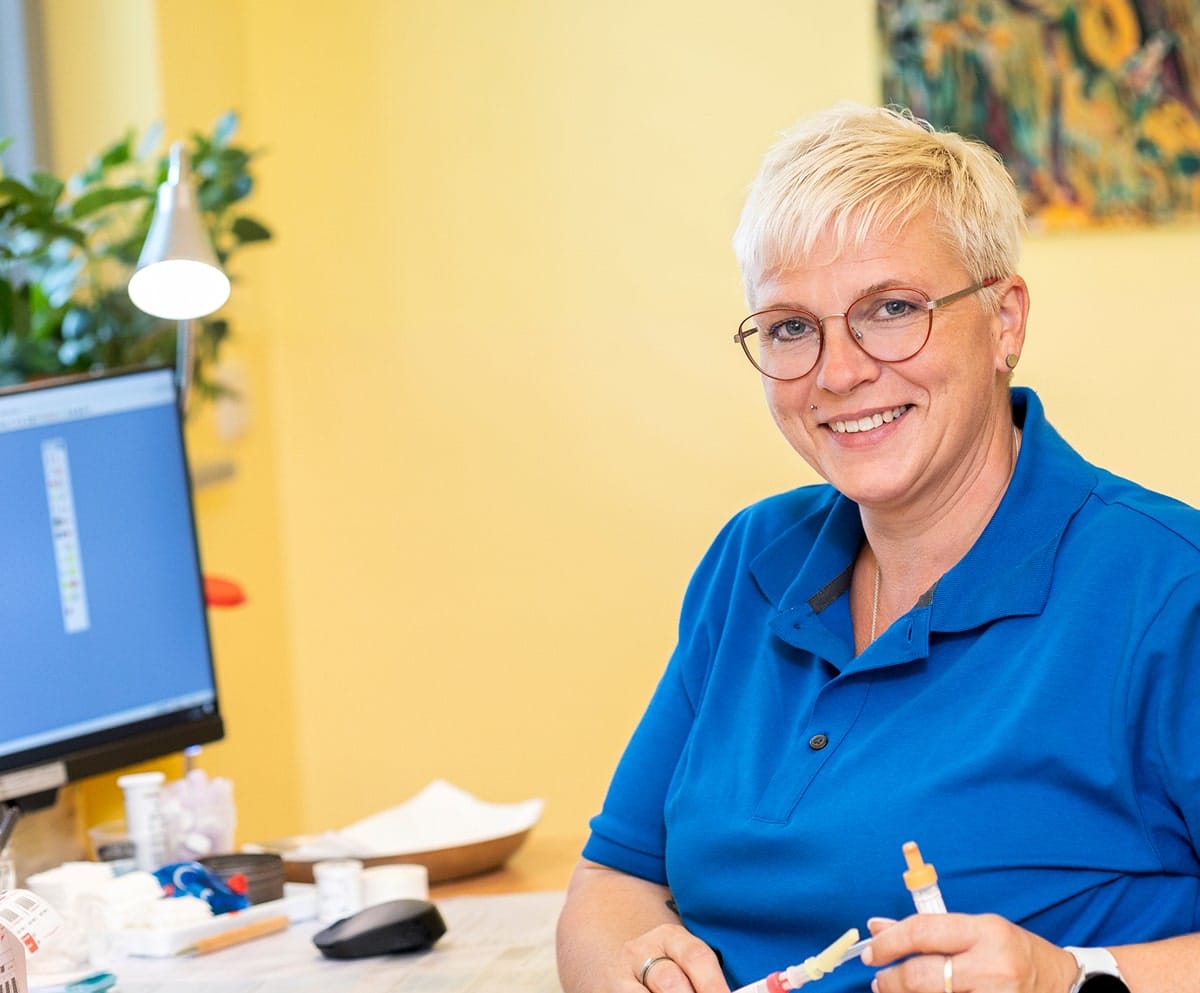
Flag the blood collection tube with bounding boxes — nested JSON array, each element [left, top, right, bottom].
[[901, 841, 947, 914]]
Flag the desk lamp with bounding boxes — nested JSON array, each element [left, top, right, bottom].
[[128, 141, 245, 611], [128, 140, 231, 415]]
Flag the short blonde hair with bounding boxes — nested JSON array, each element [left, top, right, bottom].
[[733, 103, 1025, 308]]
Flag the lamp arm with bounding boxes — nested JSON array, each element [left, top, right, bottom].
[[176, 317, 196, 416]]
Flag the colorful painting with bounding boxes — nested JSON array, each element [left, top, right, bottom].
[[877, 1, 1200, 228]]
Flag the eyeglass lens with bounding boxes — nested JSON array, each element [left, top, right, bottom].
[[739, 288, 937, 380]]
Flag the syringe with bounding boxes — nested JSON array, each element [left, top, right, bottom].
[[732, 927, 865, 993]]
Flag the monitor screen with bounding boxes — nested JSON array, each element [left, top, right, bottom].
[[0, 366, 223, 809]]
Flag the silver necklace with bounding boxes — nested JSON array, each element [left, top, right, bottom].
[[868, 424, 1020, 646], [870, 562, 881, 642]]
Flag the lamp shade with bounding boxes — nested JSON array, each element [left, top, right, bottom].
[[128, 142, 230, 321]]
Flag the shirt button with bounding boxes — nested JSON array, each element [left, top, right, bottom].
[[808, 733, 829, 751]]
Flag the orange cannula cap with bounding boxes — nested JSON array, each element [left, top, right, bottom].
[[902, 840, 938, 891]]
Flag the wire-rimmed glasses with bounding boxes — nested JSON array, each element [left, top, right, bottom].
[[733, 277, 999, 381]]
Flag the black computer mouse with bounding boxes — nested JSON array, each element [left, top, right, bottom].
[[312, 899, 447, 959]]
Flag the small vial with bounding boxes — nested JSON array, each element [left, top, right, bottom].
[[118, 771, 171, 871], [313, 858, 364, 924], [902, 840, 947, 914], [0, 847, 15, 892]]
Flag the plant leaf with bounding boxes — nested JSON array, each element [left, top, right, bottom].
[[29, 172, 65, 205], [98, 131, 134, 169], [213, 111, 239, 147], [136, 120, 164, 161], [231, 216, 272, 243], [24, 221, 88, 249], [70, 185, 151, 220], [0, 177, 40, 206]]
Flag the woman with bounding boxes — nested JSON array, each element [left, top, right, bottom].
[[556, 105, 1200, 993]]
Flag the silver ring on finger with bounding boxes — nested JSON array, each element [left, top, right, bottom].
[[640, 955, 672, 987], [943, 955, 954, 993]]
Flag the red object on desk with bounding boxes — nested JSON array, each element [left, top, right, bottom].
[[204, 576, 246, 607]]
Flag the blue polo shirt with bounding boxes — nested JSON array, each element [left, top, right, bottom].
[[583, 388, 1200, 992]]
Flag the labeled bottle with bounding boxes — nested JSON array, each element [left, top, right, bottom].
[[902, 840, 947, 914], [117, 771, 171, 871]]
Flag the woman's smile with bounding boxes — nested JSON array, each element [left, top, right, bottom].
[[827, 404, 912, 434]]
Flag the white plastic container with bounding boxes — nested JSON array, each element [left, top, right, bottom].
[[361, 863, 428, 907], [117, 771, 171, 871], [312, 858, 364, 924]]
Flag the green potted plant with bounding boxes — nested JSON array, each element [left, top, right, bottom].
[[0, 111, 270, 400]]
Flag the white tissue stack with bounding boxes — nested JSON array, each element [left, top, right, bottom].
[[282, 780, 544, 861]]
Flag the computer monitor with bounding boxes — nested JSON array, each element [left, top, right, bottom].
[[0, 366, 224, 812]]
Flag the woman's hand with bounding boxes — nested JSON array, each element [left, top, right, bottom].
[[619, 923, 730, 993], [863, 914, 1078, 993], [557, 859, 730, 993]]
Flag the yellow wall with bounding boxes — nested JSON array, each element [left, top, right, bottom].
[[35, 0, 161, 170], [40, 1, 1200, 848]]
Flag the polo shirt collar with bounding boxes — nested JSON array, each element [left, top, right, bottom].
[[749, 388, 1098, 641], [932, 388, 1095, 631]]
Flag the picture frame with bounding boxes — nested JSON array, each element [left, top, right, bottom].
[[877, 1, 1200, 228]]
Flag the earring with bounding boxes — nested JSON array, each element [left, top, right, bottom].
[[1005, 353, 1019, 370]]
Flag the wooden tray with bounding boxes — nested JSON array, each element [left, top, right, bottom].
[[251, 828, 534, 884]]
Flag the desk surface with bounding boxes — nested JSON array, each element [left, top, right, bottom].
[[104, 833, 585, 992], [430, 832, 583, 898]]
